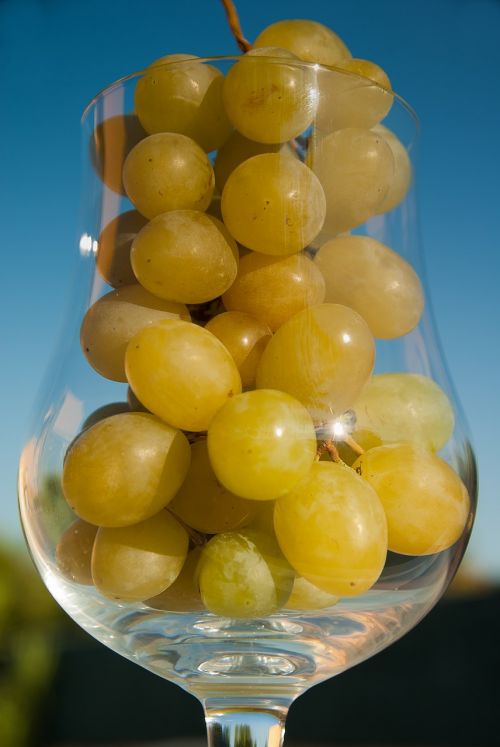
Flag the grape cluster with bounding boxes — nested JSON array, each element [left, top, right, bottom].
[[58, 19, 470, 618]]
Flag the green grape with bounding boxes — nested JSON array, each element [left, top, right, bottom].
[[285, 576, 339, 610], [80, 284, 190, 382], [352, 373, 455, 451], [223, 47, 317, 144], [373, 124, 412, 213], [56, 520, 98, 585], [197, 529, 294, 617], [92, 511, 188, 602], [214, 131, 284, 191], [131, 210, 238, 304], [221, 153, 326, 255], [205, 311, 272, 388], [253, 19, 350, 66], [207, 389, 317, 501], [125, 319, 242, 431], [81, 402, 131, 431], [62, 412, 191, 527], [135, 54, 232, 152], [97, 210, 147, 288], [316, 59, 393, 132], [256, 304, 375, 420], [146, 547, 204, 612], [169, 440, 257, 534], [308, 128, 394, 235], [247, 499, 276, 535], [122, 133, 215, 219], [353, 444, 470, 555], [91, 114, 146, 195], [314, 235, 424, 339], [274, 461, 387, 596], [222, 251, 325, 332]]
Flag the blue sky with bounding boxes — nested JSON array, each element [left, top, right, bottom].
[[1, 0, 499, 578]]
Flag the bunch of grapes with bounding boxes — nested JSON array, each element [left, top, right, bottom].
[[57, 18, 470, 618]]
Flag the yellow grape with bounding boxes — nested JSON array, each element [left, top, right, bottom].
[[205, 311, 272, 388], [256, 304, 375, 420], [308, 128, 394, 235], [223, 47, 317, 144], [373, 124, 412, 213], [214, 131, 284, 191], [56, 520, 98, 586], [92, 511, 188, 602], [122, 133, 214, 219], [81, 402, 130, 432], [253, 19, 350, 66], [336, 429, 383, 466], [352, 373, 455, 451], [91, 114, 145, 195], [97, 210, 147, 288], [131, 210, 238, 304], [135, 54, 232, 152], [207, 389, 317, 501], [222, 251, 325, 332], [197, 529, 294, 617], [314, 235, 424, 339], [62, 412, 191, 527], [353, 444, 470, 555], [275, 461, 387, 596], [221, 153, 326, 255], [80, 284, 190, 382], [146, 547, 204, 612], [285, 576, 339, 610], [169, 440, 257, 534], [125, 319, 242, 431]]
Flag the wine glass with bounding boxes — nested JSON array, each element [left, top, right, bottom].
[[19, 56, 476, 747]]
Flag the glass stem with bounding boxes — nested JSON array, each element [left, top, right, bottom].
[[205, 702, 289, 747]]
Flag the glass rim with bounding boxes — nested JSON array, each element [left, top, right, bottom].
[[81, 54, 419, 128]]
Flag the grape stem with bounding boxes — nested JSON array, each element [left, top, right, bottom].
[[316, 440, 343, 463], [219, 0, 252, 53], [168, 510, 207, 546], [343, 434, 365, 455]]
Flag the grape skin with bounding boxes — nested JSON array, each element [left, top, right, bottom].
[[146, 547, 204, 612], [97, 210, 147, 288], [214, 131, 285, 191], [253, 19, 351, 66], [373, 124, 412, 213], [285, 576, 339, 611], [91, 114, 145, 195], [56, 520, 97, 586]]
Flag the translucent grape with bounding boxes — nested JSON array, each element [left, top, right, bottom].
[[62, 412, 191, 527], [285, 576, 339, 610], [353, 444, 470, 555], [91, 114, 145, 195], [135, 54, 232, 152], [97, 210, 147, 288], [207, 389, 317, 501], [352, 373, 455, 451], [197, 529, 294, 617], [146, 547, 204, 612], [91, 511, 188, 602], [205, 311, 272, 388], [253, 19, 350, 66], [221, 153, 326, 255], [80, 284, 190, 382], [122, 133, 214, 219], [373, 124, 412, 213], [56, 520, 98, 585], [169, 440, 257, 534], [214, 131, 284, 191], [222, 252, 325, 332], [131, 210, 238, 304], [125, 319, 242, 431], [275, 461, 387, 596], [256, 304, 375, 420], [314, 235, 424, 338]]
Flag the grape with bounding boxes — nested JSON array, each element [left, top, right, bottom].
[[197, 529, 294, 617], [274, 461, 387, 596], [131, 210, 238, 304], [285, 576, 339, 610], [146, 547, 204, 612], [81, 402, 131, 431], [92, 511, 188, 602], [122, 133, 214, 219], [314, 235, 424, 339], [91, 114, 145, 195], [221, 153, 326, 255], [256, 304, 375, 420], [353, 444, 470, 555], [97, 210, 147, 288], [205, 311, 272, 388], [62, 412, 191, 527], [214, 131, 284, 191], [308, 128, 394, 235], [207, 389, 317, 501], [373, 124, 412, 213], [336, 429, 383, 466], [222, 252, 325, 332], [352, 373, 455, 451], [80, 285, 190, 382], [125, 319, 242, 431], [316, 59, 393, 132], [253, 19, 350, 66], [135, 54, 232, 152], [56, 520, 97, 585], [169, 440, 257, 534], [223, 47, 317, 144]]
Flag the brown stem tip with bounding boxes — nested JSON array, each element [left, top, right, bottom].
[[219, 0, 252, 53]]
